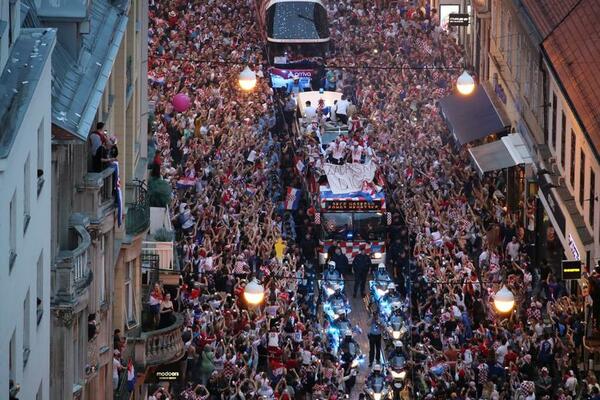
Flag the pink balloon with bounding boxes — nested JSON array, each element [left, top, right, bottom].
[[172, 93, 191, 112]]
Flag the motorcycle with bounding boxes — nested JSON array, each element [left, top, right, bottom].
[[378, 297, 402, 321], [321, 277, 345, 301], [323, 290, 351, 323], [384, 308, 408, 342], [387, 353, 407, 396], [369, 264, 393, 303], [364, 373, 392, 400], [338, 333, 362, 376]]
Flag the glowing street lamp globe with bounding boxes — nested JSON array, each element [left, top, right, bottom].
[[456, 70, 475, 95], [238, 66, 257, 91], [244, 278, 264, 305], [493, 285, 515, 314]]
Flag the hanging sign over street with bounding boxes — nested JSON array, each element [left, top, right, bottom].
[[561, 260, 582, 280], [448, 13, 470, 26]]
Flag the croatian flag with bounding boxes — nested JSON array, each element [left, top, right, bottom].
[[245, 185, 257, 196], [361, 181, 376, 202], [284, 187, 301, 210], [127, 360, 135, 391]]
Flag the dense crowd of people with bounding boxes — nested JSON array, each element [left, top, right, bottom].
[[144, 0, 593, 399]]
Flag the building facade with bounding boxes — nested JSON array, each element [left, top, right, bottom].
[[0, 2, 56, 399], [17, 0, 149, 398], [469, 0, 599, 272]]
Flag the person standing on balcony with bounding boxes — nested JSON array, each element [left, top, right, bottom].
[[89, 122, 108, 172], [159, 293, 175, 328], [149, 283, 163, 329], [112, 350, 126, 391]]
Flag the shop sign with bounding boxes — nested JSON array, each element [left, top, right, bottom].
[[156, 370, 180, 381], [325, 200, 382, 211], [561, 260, 582, 280], [539, 185, 566, 237], [448, 13, 470, 26], [568, 234, 581, 260]]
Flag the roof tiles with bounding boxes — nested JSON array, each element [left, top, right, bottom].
[[540, 0, 600, 151], [521, 0, 580, 38]]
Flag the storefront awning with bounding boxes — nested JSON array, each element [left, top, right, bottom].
[[439, 86, 506, 145], [468, 133, 533, 175]]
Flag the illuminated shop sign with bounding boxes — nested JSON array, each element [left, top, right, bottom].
[[156, 371, 180, 381], [448, 13, 470, 26], [561, 260, 582, 280], [325, 200, 382, 211]]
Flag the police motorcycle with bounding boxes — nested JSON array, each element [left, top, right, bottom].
[[386, 341, 408, 397], [378, 283, 403, 321], [364, 364, 392, 400], [321, 260, 345, 300], [338, 330, 362, 376], [323, 288, 352, 323], [326, 309, 352, 353], [384, 303, 408, 342], [369, 263, 393, 303]]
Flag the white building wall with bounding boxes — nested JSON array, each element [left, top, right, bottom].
[[546, 75, 600, 263], [0, 45, 53, 400]]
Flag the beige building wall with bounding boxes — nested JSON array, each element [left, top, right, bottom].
[[482, 0, 599, 266]]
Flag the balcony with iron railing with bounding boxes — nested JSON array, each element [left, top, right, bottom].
[[125, 179, 150, 237], [53, 217, 93, 305], [127, 313, 185, 370], [78, 165, 115, 224]]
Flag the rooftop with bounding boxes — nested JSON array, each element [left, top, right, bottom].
[[538, 0, 600, 152], [51, 0, 129, 140], [0, 28, 56, 159], [23, 0, 129, 141], [521, 0, 580, 38]]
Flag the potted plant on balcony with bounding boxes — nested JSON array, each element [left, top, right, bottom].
[[152, 227, 174, 242], [148, 176, 172, 208], [149, 228, 176, 271]]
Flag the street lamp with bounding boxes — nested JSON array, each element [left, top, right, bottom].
[[238, 66, 257, 91], [243, 278, 264, 305], [456, 70, 475, 96], [493, 285, 515, 314]]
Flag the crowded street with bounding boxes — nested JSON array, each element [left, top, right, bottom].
[[145, 1, 591, 399]]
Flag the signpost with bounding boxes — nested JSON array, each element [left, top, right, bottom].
[[448, 13, 470, 27], [561, 260, 582, 280]]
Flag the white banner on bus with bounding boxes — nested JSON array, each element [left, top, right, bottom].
[[323, 162, 377, 194]]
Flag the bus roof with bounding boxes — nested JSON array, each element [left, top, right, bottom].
[[266, 0, 330, 43]]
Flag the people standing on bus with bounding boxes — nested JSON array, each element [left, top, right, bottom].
[[303, 100, 317, 121], [327, 137, 347, 165], [350, 141, 364, 163], [324, 69, 337, 90], [335, 94, 350, 124], [352, 248, 371, 298], [282, 94, 296, 129], [287, 74, 304, 95]]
